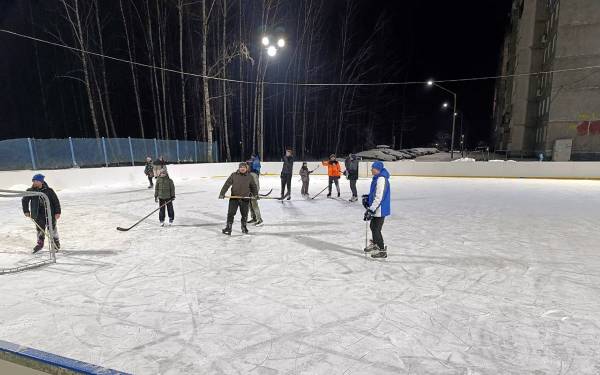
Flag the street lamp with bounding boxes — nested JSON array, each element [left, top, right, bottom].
[[257, 34, 286, 157], [426, 80, 458, 159]]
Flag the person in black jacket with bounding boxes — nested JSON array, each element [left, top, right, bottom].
[[280, 149, 294, 200], [344, 154, 359, 202], [21, 174, 61, 253], [219, 163, 258, 235]]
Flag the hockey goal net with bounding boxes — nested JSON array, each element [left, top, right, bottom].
[[0, 189, 57, 274]]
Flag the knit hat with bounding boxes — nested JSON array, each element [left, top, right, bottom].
[[330, 154, 336, 159], [372, 161, 384, 171], [239, 162, 248, 168], [32, 174, 45, 182]]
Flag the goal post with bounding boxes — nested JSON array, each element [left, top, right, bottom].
[[0, 189, 57, 274]]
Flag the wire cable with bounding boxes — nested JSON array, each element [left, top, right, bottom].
[[2, 28, 600, 87]]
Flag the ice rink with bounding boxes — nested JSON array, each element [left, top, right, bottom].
[[1, 175, 600, 374]]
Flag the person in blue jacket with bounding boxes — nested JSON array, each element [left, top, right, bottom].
[[249, 153, 261, 175], [362, 161, 391, 258], [247, 154, 263, 225]]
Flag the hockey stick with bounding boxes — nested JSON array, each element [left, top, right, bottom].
[[310, 186, 329, 200], [224, 195, 281, 200], [116, 199, 173, 232], [365, 220, 369, 252], [259, 189, 273, 197]]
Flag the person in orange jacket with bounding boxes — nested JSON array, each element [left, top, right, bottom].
[[322, 154, 342, 198]]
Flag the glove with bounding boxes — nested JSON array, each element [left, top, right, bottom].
[[363, 209, 375, 221], [219, 195, 225, 199], [361, 195, 370, 209]]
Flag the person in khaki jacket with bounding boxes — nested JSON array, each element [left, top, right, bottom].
[[154, 169, 175, 226], [219, 162, 258, 235]]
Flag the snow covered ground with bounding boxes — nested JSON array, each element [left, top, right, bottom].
[[1, 175, 600, 374]]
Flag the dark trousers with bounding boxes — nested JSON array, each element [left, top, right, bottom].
[[227, 199, 249, 225], [34, 216, 58, 243], [328, 176, 340, 194], [301, 179, 310, 195], [147, 176, 154, 186], [158, 199, 174, 222], [281, 174, 292, 198], [370, 217, 385, 249], [349, 178, 358, 197]]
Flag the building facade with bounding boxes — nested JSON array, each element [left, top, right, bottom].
[[493, 0, 600, 160]]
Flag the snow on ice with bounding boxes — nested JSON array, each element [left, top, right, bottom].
[[1, 175, 600, 373]]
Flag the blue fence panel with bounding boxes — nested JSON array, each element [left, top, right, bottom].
[[33, 138, 72, 169], [71, 138, 105, 167], [130, 138, 155, 163], [0, 138, 217, 170], [180, 141, 196, 162], [105, 138, 132, 166], [156, 140, 177, 163], [0, 139, 32, 170]]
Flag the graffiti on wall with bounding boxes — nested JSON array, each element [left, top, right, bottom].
[[568, 113, 600, 136]]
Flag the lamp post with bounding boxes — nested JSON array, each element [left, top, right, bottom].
[[257, 34, 285, 158], [427, 80, 458, 159]]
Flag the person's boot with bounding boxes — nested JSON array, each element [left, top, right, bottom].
[[363, 240, 377, 253], [222, 223, 232, 235], [241, 222, 249, 234], [53, 238, 61, 250], [254, 219, 263, 226], [248, 218, 257, 224], [286, 195, 291, 200], [33, 239, 44, 254], [371, 246, 388, 258], [337, 191, 341, 198], [327, 192, 331, 198]]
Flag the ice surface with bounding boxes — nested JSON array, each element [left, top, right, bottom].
[[1, 175, 600, 374]]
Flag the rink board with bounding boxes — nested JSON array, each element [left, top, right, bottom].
[[1, 161, 599, 191], [0, 339, 130, 375]]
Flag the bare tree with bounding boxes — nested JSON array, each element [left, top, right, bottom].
[[119, 0, 145, 137], [177, 0, 188, 140], [59, 0, 100, 138], [201, 0, 215, 161]]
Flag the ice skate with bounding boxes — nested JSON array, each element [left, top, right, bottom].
[[247, 218, 257, 224], [363, 240, 377, 253], [254, 219, 263, 226], [371, 246, 388, 259], [241, 223, 249, 234], [222, 223, 232, 235], [33, 240, 44, 254]]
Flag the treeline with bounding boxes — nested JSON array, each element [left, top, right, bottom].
[[4, 0, 410, 160]]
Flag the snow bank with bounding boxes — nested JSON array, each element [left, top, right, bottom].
[[1, 161, 599, 191]]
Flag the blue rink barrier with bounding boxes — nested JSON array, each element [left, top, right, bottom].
[[0, 137, 219, 170], [0, 339, 131, 375]]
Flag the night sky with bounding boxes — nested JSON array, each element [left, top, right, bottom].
[[0, 0, 513, 157]]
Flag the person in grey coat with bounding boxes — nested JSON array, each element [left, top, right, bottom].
[[299, 162, 313, 197]]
